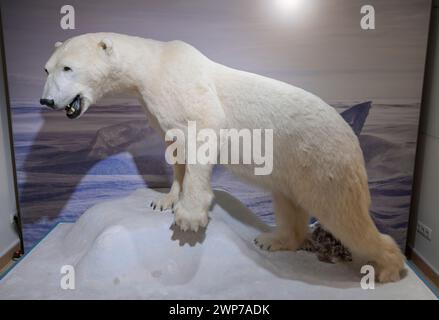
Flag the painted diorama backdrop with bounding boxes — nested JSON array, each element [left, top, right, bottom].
[[1, 0, 431, 251]]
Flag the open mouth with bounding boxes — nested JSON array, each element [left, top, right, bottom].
[[65, 95, 82, 119]]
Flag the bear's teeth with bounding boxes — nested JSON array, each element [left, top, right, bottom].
[[67, 106, 76, 115]]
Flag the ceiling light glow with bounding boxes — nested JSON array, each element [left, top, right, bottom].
[[275, 0, 303, 12]]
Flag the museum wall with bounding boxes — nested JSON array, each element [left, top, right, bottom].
[[409, 0, 439, 273], [0, 26, 19, 259]]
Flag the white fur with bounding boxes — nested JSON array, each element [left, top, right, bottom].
[[42, 33, 405, 282]]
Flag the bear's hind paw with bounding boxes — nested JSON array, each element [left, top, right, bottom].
[[254, 232, 300, 252]]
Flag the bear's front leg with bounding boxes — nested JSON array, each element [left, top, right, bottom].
[[173, 163, 213, 232], [151, 163, 185, 211]]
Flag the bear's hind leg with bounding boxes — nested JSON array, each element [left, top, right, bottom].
[[317, 192, 405, 283], [255, 192, 309, 251]]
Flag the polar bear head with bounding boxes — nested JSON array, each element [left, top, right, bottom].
[[40, 34, 116, 119]]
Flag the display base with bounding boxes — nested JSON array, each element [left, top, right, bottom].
[[0, 188, 436, 299]]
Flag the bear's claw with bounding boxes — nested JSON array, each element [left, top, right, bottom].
[[254, 238, 272, 251], [150, 191, 180, 213]]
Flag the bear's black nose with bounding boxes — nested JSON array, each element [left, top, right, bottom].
[[40, 98, 55, 108]]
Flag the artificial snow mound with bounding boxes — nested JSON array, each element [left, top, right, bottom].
[[0, 188, 436, 299]]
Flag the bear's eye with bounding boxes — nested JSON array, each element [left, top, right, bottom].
[[44, 68, 48, 75], [63, 66, 72, 72]]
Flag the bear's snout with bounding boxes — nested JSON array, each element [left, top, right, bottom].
[[40, 98, 55, 109]]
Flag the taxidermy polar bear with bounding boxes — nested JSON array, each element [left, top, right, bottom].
[[40, 33, 404, 282]]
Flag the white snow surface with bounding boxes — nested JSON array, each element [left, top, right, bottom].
[[0, 188, 436, 300]]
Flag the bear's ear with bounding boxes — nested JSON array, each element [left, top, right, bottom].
[[98, 39, 113, 55], [54, 41, 63, 48]]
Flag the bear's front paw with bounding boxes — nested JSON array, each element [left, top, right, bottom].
[[150, 192, 178, 212], [173, 202, 209, 232]]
